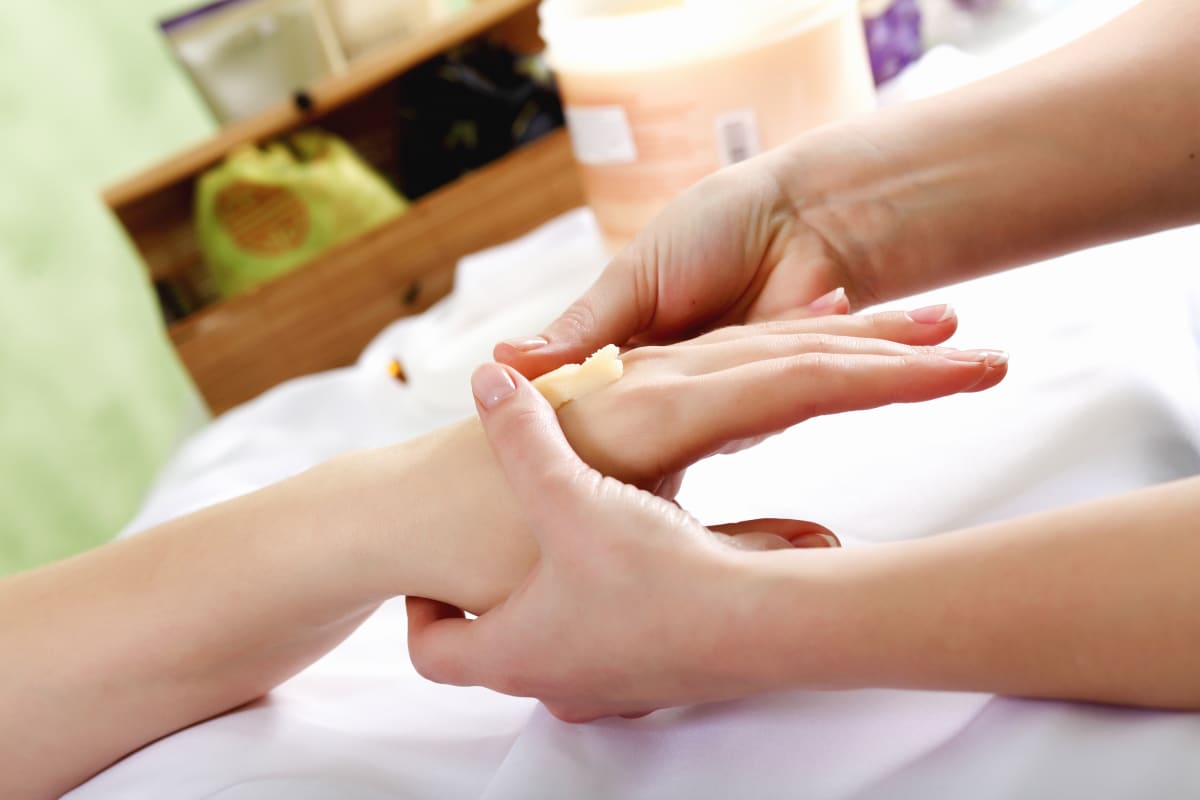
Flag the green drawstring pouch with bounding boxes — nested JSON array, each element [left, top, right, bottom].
[[196, 129, 407, 298]]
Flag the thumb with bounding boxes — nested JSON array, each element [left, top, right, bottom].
[[495, 254, 648, 378], [471, 362, 599, 542], [711, 518, 841, 550]]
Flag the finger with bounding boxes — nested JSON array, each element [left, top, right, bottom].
[[471, 362, 599, 545], [682, 305, 958, 349], [661, 333, 934, 377], [495, 251, 650, 379], [405, 596, 479, 687], [652, 470, 686, 500], [713, 531, 795, 551], [680, 350, 1009, 452], [711, 518, 840, 548], [752, 286, 852, 321]]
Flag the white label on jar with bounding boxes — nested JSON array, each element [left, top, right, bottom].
[[564, 106, 638, 165], [715, 109, 762, 166]]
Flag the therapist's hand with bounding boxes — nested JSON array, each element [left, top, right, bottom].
[[407, 364, 805, 721], [496, 160, 851, 378], [388, 309, 1007, 614]]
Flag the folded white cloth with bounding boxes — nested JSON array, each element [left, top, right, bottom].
[[79, 208, 1200, 800]]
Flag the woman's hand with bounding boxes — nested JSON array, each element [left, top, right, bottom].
[[495, 159, 855, 378], [412, 365, 1200, 719], [381, 308, 1007, 613], [556, 307, 1007, 492], [407, 363, 801, 721]]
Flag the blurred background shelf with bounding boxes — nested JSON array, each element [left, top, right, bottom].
[[171, 130, 581, 414], [103, 0, 579, 414]]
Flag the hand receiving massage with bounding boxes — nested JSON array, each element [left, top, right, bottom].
[[6, 0, 1200, 796], [442, 0, 1200, 723], [411, 361, 822, 722], [0, 312, 1004, 798]]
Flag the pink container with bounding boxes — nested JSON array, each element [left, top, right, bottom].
[[540, 0, 876, 248]]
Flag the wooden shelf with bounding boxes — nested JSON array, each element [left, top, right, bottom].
[[104, 0, 539, 210], [171, 130, 582, 415], [103, 0, 583, 415]]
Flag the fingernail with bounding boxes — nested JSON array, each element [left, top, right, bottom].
[[472, 363, 516, 409], [905, 303, 954, 324], [942, 349, 1010, 367], [807, 287, 846, 313], [791, 532, 840, 548], [500, 336, 548, 353]]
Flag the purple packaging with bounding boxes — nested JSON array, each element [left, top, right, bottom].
[[861, 0, 923, 86]]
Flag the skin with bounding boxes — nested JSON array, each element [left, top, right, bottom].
[[410, 369, 1200, 722], [496, 0, 1200, 376], [404, 0, 1200, 721], [0, 313, 1006, 799]]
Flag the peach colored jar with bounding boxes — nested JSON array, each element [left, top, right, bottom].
[[540, 0, 876, 248]]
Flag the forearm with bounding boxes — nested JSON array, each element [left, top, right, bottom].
[[772, 0, 1200, 305], [352, 419, 537, 613], [0, 462, 406, 797], [0, 423, 532, 797], [753, 476, 1200, 708]]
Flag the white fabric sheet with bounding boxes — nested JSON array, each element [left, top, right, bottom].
[[72, 3, 1200, 795], [71, 209, 1200, 800]]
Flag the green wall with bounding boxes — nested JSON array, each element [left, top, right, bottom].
[[0, 0, 215, 573]]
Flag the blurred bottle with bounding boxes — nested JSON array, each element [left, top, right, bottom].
[[543, 0, 875, 250]]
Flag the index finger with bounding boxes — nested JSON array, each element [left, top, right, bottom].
[[495, 254, 649, 378]]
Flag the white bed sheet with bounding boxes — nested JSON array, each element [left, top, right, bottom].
[[73, 4, 1200, 795], [71, 209, 1200, 800]]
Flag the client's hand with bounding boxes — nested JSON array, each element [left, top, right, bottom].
[[377, 308, 1007, 614], [407, 364, 813, 721], [557, 307, 1005, 494]]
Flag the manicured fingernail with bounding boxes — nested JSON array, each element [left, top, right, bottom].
[[791, 532, 840, 548], [807, 287, 846, 313], [500, 336, 548, 353], [906, 304, 954, 324], [942, 349, 1010, 366], [472, 363, 516, 409]]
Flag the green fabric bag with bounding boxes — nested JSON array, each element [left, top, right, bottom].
[[196, 129, 407, 298]]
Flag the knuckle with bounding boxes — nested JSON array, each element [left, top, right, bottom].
[[538, 463, 590, 497], [788, 351, 844, 375], [551, 298, 601, 341], [789, 332, 838, 352], [621, 344, 671, 366]]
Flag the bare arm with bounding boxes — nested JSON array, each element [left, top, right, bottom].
[[749, 476, 1200, 708], [500, 0, 1200, 376], [0, 313, 1001, 798], [409, 390, 1200, 721], [786, 0, 1200, 306]]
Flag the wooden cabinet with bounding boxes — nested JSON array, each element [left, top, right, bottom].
[[105, 0, 584, 414]]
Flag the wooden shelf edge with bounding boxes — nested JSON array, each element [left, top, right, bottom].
[[103, 0, 540, 212], [166, 129, 584, 414]]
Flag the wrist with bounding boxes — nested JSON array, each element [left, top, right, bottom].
[[723, 546, 885, 695], [763, 121, 922, 309], [338, 420, 538, 614]]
